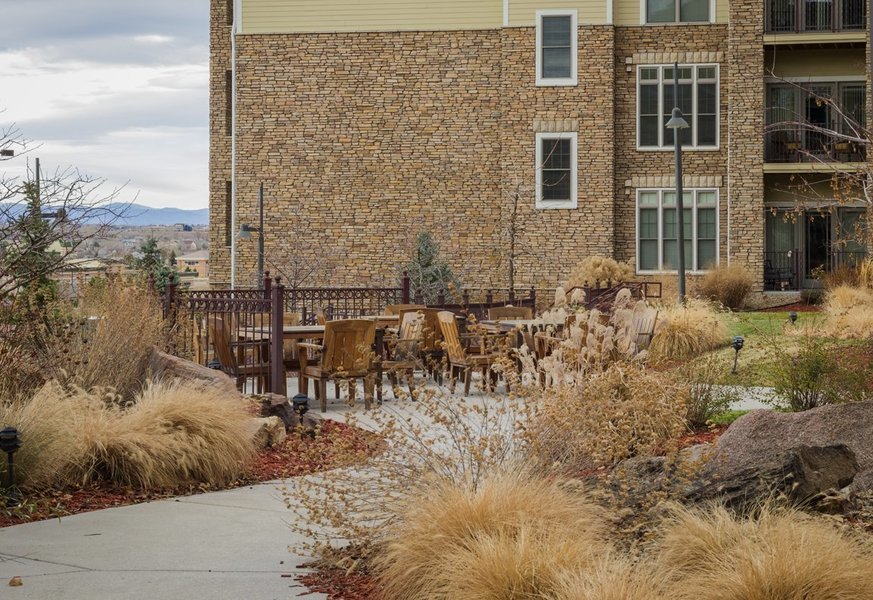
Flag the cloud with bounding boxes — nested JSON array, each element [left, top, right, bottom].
[[0, 0, 209, 209]]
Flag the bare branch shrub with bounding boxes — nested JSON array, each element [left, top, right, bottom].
[[564, 256, 633, 291]]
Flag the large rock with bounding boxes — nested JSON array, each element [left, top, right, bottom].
[[147, 348, 240, 398], [252, 393, 298, 431], [247, 416, 287, 449], [711, 402, 873, 491]]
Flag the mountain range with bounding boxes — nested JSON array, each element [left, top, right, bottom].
[[1, 202, 209, 227]]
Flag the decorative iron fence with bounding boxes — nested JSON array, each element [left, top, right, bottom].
[[564, 280, 663, 311], [765, 127, 866, 163]]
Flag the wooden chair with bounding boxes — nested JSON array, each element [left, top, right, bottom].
[[437, 311, 501, 395], [315, 308, 327, 325], [382, 311, 423, 398], [209, 316, 270, 393], [416, 307, 446, 381], [298, 319, 377, 412], [488, 305, 533, 321], [384, 303, 425, 316], [632, 307, 659, 351]]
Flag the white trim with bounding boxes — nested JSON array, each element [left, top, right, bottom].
[[535, 10, 578, 87], [230, 11, 238, 288], [607, 0, 614, 25], [640, 0, 646, 25], [635, 188, 721, 274], [636, 63, 721, 151], [710, 0, 716, 23], [535, 132, 578, 210], [234, 0, 243, 33], [503, 0, 509, 27]]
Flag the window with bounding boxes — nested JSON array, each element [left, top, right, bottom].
[[638, 65, 718, 149], [225, 70, 233, 136], [224, 181, 232, 247], [536, 10, 577, 86], [646, 0, 711, 23], [637, 189, 718, 272], [536, 132, 578, 209]]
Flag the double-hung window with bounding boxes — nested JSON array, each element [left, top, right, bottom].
[[536, 132, 577, 209], [536, 10, 577, 86], [646, 0, 711, 23], [638, 64, 718, 149], [637, 189, 718, 272]]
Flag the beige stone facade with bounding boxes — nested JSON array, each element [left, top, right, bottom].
[[210, 0, 869, 291]]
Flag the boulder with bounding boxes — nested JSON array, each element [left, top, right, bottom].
[[252, 393, 298, 431], [247, 416, 287, 449], [712, 402, 873, 491], [147, 348, 240, 398]]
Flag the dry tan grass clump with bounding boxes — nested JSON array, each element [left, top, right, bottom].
[[1, 379, 255, 489], [656, 504, 873, 600], [820, 284, 873, 339], [43, 282, 169, 400], [697, 263, 754, 310], [649, 299, 728, 362], [375, 470, 611, 600], [525, 364, 689, 469], [549, 557, 669, 600], [84, 380, 256, 488], [565, 256, 633, 292]]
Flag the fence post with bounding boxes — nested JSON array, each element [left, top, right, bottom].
[[270, 277, 286, 396], [509, 288, 515, 303], [583, 281, 591, 309], [462, 289, 470, 307], [414, 290, 423, 304], [263, 270, 272, 300], [529, 286, 536, 308], [486, 289, 493, 304], [437, 291, 445, 306], [401, 272, 411, 304]]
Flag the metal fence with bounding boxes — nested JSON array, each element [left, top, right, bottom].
[[766, 0, 866, 32]]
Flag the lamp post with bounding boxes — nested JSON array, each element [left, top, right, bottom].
[[239, 182, 265, 284], [0, 427, 22, 507], [665, 62, 690, 305], [731, 335, 745, 375]]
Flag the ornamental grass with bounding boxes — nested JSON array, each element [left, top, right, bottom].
[[648, 299, 729, 362]]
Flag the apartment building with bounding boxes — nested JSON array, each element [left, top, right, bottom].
[[209, 0, 870, 290]]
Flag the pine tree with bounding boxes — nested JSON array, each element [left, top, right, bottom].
[[404, 231, 460, 304]]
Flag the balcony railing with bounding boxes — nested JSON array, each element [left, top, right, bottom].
[[764, 249, 868, 290], [765, 126, 866, 163], [766, 0, 866, 33]]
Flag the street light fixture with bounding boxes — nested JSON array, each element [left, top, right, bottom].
[[239, 182, 265, 284], [665, 62, 690, 305]]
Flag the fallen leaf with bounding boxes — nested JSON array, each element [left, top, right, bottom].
[[8, 576, 22, 587]]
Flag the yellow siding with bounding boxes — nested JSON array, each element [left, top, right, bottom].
[[767, 48, 866, 78], [614, 0, 728, 25], [509, 1, 608, 26], [241, 0, 502, 33]]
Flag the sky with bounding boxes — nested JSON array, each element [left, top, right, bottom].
[[0, 0, 209, 209]]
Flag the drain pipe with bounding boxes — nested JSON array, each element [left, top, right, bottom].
[[230, 0, 241, 288]]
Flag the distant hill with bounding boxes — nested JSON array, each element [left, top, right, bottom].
[[1, 202, 209, 227]]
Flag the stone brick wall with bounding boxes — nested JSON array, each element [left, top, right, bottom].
[[221, 26, 616, 289], [208, 0, 233, 285]]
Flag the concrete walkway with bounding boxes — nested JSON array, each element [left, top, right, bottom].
[[0, 482, 325, 600]]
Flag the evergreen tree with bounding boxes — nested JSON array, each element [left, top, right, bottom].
[[404, 231, 460, 304]]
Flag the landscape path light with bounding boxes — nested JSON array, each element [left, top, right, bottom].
[[789, 311, 798, 325], [0, 426, 22, 507], [292, 394, 310, 427], [665, 62, 690, 304], [731, 335, 745, 375]]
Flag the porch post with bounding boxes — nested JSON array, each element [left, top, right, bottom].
[[270, 277, 286, 396]]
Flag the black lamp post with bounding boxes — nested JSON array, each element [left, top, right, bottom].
[[0, 427, 22, 507], [292, 394, 310, 427], [789, 311, 798, 325], [731, 335, 745, 375], [239, 182, 265, 285], [665, 62, 690, 305]]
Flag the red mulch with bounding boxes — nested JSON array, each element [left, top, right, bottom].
[[759, 303, 822, 313], [676, 423, 729, 449], [297, 567, 384, 600], [0, 420, 380, 528]]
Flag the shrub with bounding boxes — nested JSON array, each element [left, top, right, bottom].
[[821, 264, 860, 290], [697, 263, 753, 309], [42, 282, 169, 400], [679, 357, 738, 429], [525, 363, 689, 469], [0, 379, 255, 489], [656, 504, 873, 600], [648, 299, 729, 362], [564, 256, 633, 292], [404, 231, 461, 304], [375, 470, 611, 600]]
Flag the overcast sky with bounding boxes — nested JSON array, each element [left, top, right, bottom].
[[0, 0, 208, 209]]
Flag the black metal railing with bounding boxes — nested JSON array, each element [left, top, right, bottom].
[[766, 0, 866, 33], [765, 126, 866, 163], [763, 248, 868, 290]]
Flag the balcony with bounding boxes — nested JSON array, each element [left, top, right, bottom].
[[765, 126, 866, 164], [766, 0, 866, 34]]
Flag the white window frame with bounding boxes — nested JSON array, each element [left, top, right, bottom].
[[535, 10, 578, 87], [640, 0, 715, 24], [636, 64, 720, 151], [635, 188, 720, 273], [536, 132, 578, 210]]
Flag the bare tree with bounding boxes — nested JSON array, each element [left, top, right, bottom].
[[495, 178, 547, 292], [0, 129, 130, 300]]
